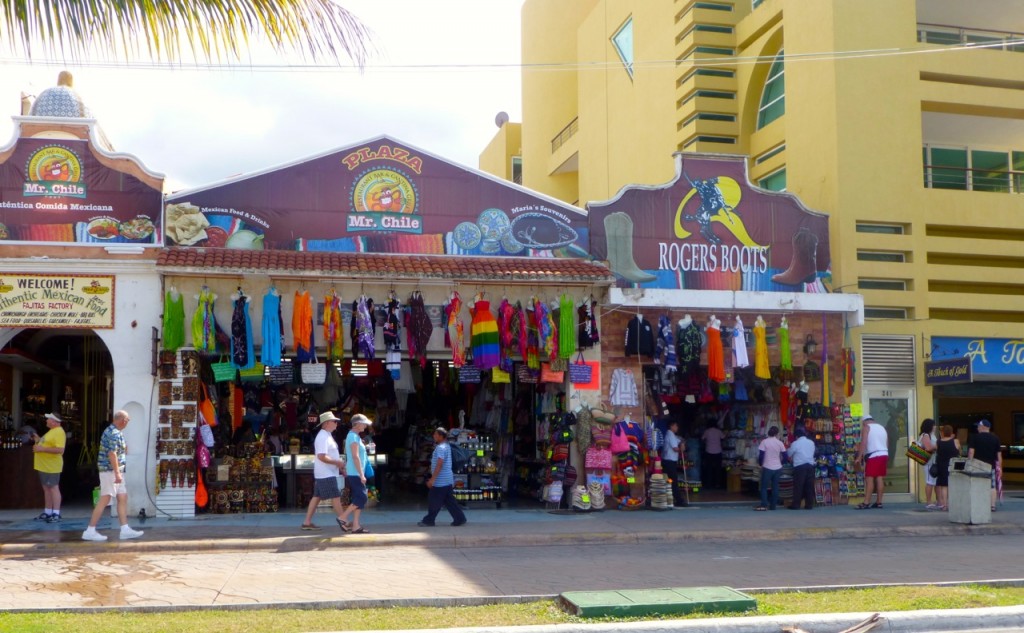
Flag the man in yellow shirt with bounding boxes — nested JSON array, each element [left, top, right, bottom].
[[32, 413, 66, 524]]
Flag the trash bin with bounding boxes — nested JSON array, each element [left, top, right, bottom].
[[948, 458, 992, 525]]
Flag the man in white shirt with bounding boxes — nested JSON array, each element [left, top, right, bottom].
[[661, 421, 688, 507], [787, 427, 816, 510], [300, 412, 348, 532]]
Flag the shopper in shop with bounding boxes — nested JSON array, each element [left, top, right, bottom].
[[934, 424, 960, 512], [756, 426, 787, 511], [31, 413, 66, 524], [337, 413, 373, 533], [82, 410, 144, 541], [787, 427, 815, 510], [968, 419, 1002, 512], [300, 412, 349, 532], [418, 427, 468, 527], [661, 421, 688, 507], [855, 414, 889, 510], [918, 418, 938, 510], [701, 421, 725, 489]]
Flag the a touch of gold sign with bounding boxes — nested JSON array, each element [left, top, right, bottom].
[[0, 274, 114, 328]]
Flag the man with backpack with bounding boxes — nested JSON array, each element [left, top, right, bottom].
[[417, 427, 467, 527]]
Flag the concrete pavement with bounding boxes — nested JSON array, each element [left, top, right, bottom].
[[2, 496, 1022, 556]]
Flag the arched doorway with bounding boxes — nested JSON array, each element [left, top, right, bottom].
[[0, 328, 113, 508]]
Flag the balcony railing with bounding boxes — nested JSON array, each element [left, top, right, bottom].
[[551, 117, 578, 153], [923, 163, 1024, 193], [917, 22, 1024, 52]]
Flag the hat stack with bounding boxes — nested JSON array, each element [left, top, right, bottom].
[[588, 480, 605, 510], [649, 473, 673, 510]]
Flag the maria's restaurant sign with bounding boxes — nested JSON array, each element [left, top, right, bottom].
[[587, 153, 832, 292], [0, 274, 115, 328], [164, 136, 588, 257], [0, 138, 163, 244]]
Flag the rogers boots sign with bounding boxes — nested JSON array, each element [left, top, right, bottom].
[[588, 153, 831, 292]]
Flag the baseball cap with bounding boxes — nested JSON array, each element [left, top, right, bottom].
[[350, 413, 373, 427], [44, 413, 62, 424], [318, 411, 340, 426], [978, 419, 992, 428], [862, 414, 874, 421]]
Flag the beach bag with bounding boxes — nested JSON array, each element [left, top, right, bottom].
[[450, 443, 470, 472], [551, 443, 570, 463], [585, 447, 613, 469], [210, 357, 236, 382], [199, 382, 217, 427], [300, 356, 327, 385], [239, 362, 266, 382], [196, 441, 212, 469], [458, 365, 482, 384], [492, 367, 511, 384], [905, 442, 930, 466], [516, 364, 538, 384], [364, 459, 375, 479], [198, 422, 215, 448], [591, 424, 612, 448], [610, 423, 629, 454], [549, 357, 568, 372], [540, 363, 565, 383], [544, 482, 564, 503], [568, 352, 593, 384], [267, 363, 293, 385]]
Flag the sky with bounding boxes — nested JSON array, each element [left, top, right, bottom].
[[0, 1, 525, 193]]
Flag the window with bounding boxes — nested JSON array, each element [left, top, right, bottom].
[[754, 144, 785, 164], [864, 307, 909, 319], [695, 46, 734, 55], [678, 89, 735, 106], [758, 168, 786, 191], [972, 150, 1011, 192], [757, 51, 785, 128], [681, 112, 737, 127], [923, 145, 1024, 192], [857, 251, 906, 263], [695, 25, 734, 34], [856, 223, 905, 235], [511, 156, 522, 185], [677, 67, 735, 86], [682, 136, 737, 148], [612, 18, 634, 78], [752, 0, 765, 8], [925, 147, 968, 190], [695, 2, 733, 11], [859, 279, 908, 291]]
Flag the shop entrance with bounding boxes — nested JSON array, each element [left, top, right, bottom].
[[0, 328, 113, 509], [862, 387, 914, 495]]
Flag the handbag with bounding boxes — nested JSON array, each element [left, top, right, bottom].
[[568, 352, 593, 384], [585, 446, 613, 469], [540, 362, 565, 383], [458, 365, 482, 384], [196, 442, 212, 469], [516, 364, 538, 384], [905, 442, 930, 466], [300, 356, 327, 385], [239, 362, 266, 382], [549, 357, 568, 372], [610, 423, 630, 454], [929, 462, 939, 478], [491, 367, 511, 384], [199, 382, 217, 427], [267, 363, 293, 386], [364, 459, 375, 479], [210, 357, 236, 382]]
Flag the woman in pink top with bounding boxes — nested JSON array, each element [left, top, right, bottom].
[[756, 426, 787, 511]]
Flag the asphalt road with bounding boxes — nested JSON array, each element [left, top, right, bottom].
[[2, 534, 1021, 610]]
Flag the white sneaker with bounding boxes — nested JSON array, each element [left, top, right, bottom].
[[120, 525, 144, 540], [82, 528, 107, 542]]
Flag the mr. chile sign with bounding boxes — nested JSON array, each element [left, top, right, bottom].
[[587, 153, 832, 292]]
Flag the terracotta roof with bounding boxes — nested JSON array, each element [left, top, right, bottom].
[[156, 248, 614, 284]]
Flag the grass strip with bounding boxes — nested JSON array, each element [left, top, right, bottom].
[[1, 584, 1022, 632]]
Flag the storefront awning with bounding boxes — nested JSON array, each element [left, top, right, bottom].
[[156, 247, 615, 286], [608, 287, 864, 326]]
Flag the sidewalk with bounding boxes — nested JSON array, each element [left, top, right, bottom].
[[3, 497, 1022, 556]]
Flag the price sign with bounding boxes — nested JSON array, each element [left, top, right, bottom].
[[581, 494, 590, 503], [476, 449, 484, 457], [627, 476, 636, 484], [850, 403, 864, 417]]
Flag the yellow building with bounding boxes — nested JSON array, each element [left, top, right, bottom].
[[481, 0, 1024, 496]]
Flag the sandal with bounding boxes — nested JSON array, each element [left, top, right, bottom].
[[870, 503, 883, 509], [855, 503, 871, 509], [754, 506, 768, 511], [300, 524, 321, 531], [336, 518, 349, 531], [350, 527, 369, 534]]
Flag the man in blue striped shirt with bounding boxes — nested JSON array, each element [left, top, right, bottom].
[[417, 428, 467, 527]]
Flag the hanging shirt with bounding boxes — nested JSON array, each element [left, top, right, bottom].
[[625, 316, 655, 357]]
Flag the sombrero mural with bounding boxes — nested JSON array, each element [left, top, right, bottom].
[[164, 136, 588, 257], [588, 153, 832, 292]]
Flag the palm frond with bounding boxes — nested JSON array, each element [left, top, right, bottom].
[[1, 0, 374, 65]]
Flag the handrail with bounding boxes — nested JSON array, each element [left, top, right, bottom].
[[917, 22, 1024, 49], [918, 22, 1024, 38], [922, 163, 1024, 193], [551, 117, 579, 154]]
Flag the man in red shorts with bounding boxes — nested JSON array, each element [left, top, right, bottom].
[[856, 414, 889, 509]]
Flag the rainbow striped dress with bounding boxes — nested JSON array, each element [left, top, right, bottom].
[[470, 299, 500, 370]]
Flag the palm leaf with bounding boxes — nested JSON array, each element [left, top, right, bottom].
[[1, 0, 374, 65]]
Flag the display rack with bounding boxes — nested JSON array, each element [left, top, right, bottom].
[[154, 348, 199, 519]]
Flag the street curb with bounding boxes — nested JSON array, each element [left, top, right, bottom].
[[3, 521, 1022, 556]]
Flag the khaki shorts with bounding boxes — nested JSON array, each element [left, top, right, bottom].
[[98, 470, 127, 498]]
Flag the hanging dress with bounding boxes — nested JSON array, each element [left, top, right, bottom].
[[706, 321, 725, 382], [447, 291, 466, 367], [470, 298, 499, 370], [511, 300, 530, 365], [675, 321, 702, 376], [261, 289, 283, 367], [163, 290, 185, 352], [733, 320, 749, 368], [754, 320, 771, 379], [191, 288, 217, 353], [524, 301, 540, 369], [292, 290, 315, 362], [406, 291, 433, 368], [497, 298, 515, 372], [577, 297, 599, 349], [779, 321, 793, 370], [558, 293, 576, 359], [323, 291, 344, 361], [355, 295, 376, 360], [230, 294, 255, 369], [382, 296, 402, 378]]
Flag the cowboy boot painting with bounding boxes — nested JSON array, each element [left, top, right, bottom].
[[772, 228, 818, 285], [604, 212, 657, 283]]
